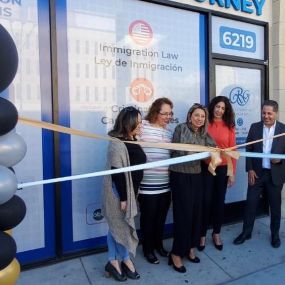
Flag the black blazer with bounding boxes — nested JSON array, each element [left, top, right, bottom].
[[245, 120, 285, 186]]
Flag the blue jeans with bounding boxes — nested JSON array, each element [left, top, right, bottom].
[[107, 184, 130, 261], [107, 231, 130, 261]]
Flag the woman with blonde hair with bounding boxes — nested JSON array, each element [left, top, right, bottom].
[[168, 103, 216, 273]]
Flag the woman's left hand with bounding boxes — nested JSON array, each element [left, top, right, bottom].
[[227, 175, 235, 187]]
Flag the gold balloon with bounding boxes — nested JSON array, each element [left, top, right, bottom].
[[0, 258, 20, 285], [4, 229, 12, 236]]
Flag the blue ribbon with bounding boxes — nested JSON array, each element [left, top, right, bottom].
[[239, 152, 285, 159]]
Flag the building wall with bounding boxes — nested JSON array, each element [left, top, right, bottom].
[[272, 0, 285, 215], [272, 0, 285, 118]]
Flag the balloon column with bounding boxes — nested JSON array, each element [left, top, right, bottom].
[[0, 24, 27, 284]]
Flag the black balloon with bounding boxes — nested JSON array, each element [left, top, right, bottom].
[[0, 24, 18, 93], [8, 167, 15, 174], [0, 97, 18, 135], [0, 231, 17, 270], [0, 195, 26, 231]]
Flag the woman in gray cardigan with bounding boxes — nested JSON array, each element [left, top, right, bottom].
[[102, 107, 146, 282], [168, 103, 216, 273]]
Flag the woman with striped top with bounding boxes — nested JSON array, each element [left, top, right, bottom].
[[138, 97, 173, 265]]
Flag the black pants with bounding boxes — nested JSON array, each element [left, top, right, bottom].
[[243, 169, 282, 237], [201, 165, 228, 236], [170, 171, 203, 257], [138, 191, 171, 255]]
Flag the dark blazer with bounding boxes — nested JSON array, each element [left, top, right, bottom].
[[246, 120, 285, 186]]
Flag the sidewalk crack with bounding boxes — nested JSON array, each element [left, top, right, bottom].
[[80, 258, 92, 285]]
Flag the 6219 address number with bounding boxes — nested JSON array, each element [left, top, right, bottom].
[[220, 26, 256, 53]]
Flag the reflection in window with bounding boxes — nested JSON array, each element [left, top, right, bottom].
[[85, 41, 89, 54], [9, 84, 15, 102], [85, 64, 89, 78], [103, 87, 107, 101], [86, 86, 90, 101], [26, 59, 31, 74], [16, 84, 21, 100], [94, 87, 99, 101], [25, 34, 30, 49], [26, 84, 31, 100], [103, 67, 107, 79], [76, 86, 80, 101], [112, 66, 115, 79], [37, 85, 40, 100], [103, 43, 106, 56], [112, 87, 116, 101], [15, 32, 20, 45], [36, 62, 40, 74], [76, 40, 80, 54], [76, 63, 80, 78]]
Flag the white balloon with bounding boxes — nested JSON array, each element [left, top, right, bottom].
[[0, 166, 17, 205], [0, 130, 27, 167]]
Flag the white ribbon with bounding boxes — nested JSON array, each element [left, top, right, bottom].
[[18, 151, 285, 189]]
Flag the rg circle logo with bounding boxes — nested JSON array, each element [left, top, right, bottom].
[[229, 87, 250, 106], [237, 117, 244, 126], [130, 78, 154, 102], [129, 20, 153, 46]]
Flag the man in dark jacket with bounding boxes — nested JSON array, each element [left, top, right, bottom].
[[234, 100, 285, 248]]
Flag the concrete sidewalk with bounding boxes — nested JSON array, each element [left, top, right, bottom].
[[17, 217, 285, 285]]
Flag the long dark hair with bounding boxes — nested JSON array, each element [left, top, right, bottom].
[[108, 106, 141, 139], [208, 96, 235, 128], [145, 97, 173, 123]]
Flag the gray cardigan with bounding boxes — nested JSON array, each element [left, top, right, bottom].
[[169, 123, 216, 174], [101, 139, 138, 256]]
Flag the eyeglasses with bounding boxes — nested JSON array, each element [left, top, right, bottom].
[[159, 111, 173, 117]]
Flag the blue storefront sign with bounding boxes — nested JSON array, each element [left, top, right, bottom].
[[193, 0, 266, 16]]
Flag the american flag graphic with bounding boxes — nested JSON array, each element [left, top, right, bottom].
[[129, 20, 153, 46]]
